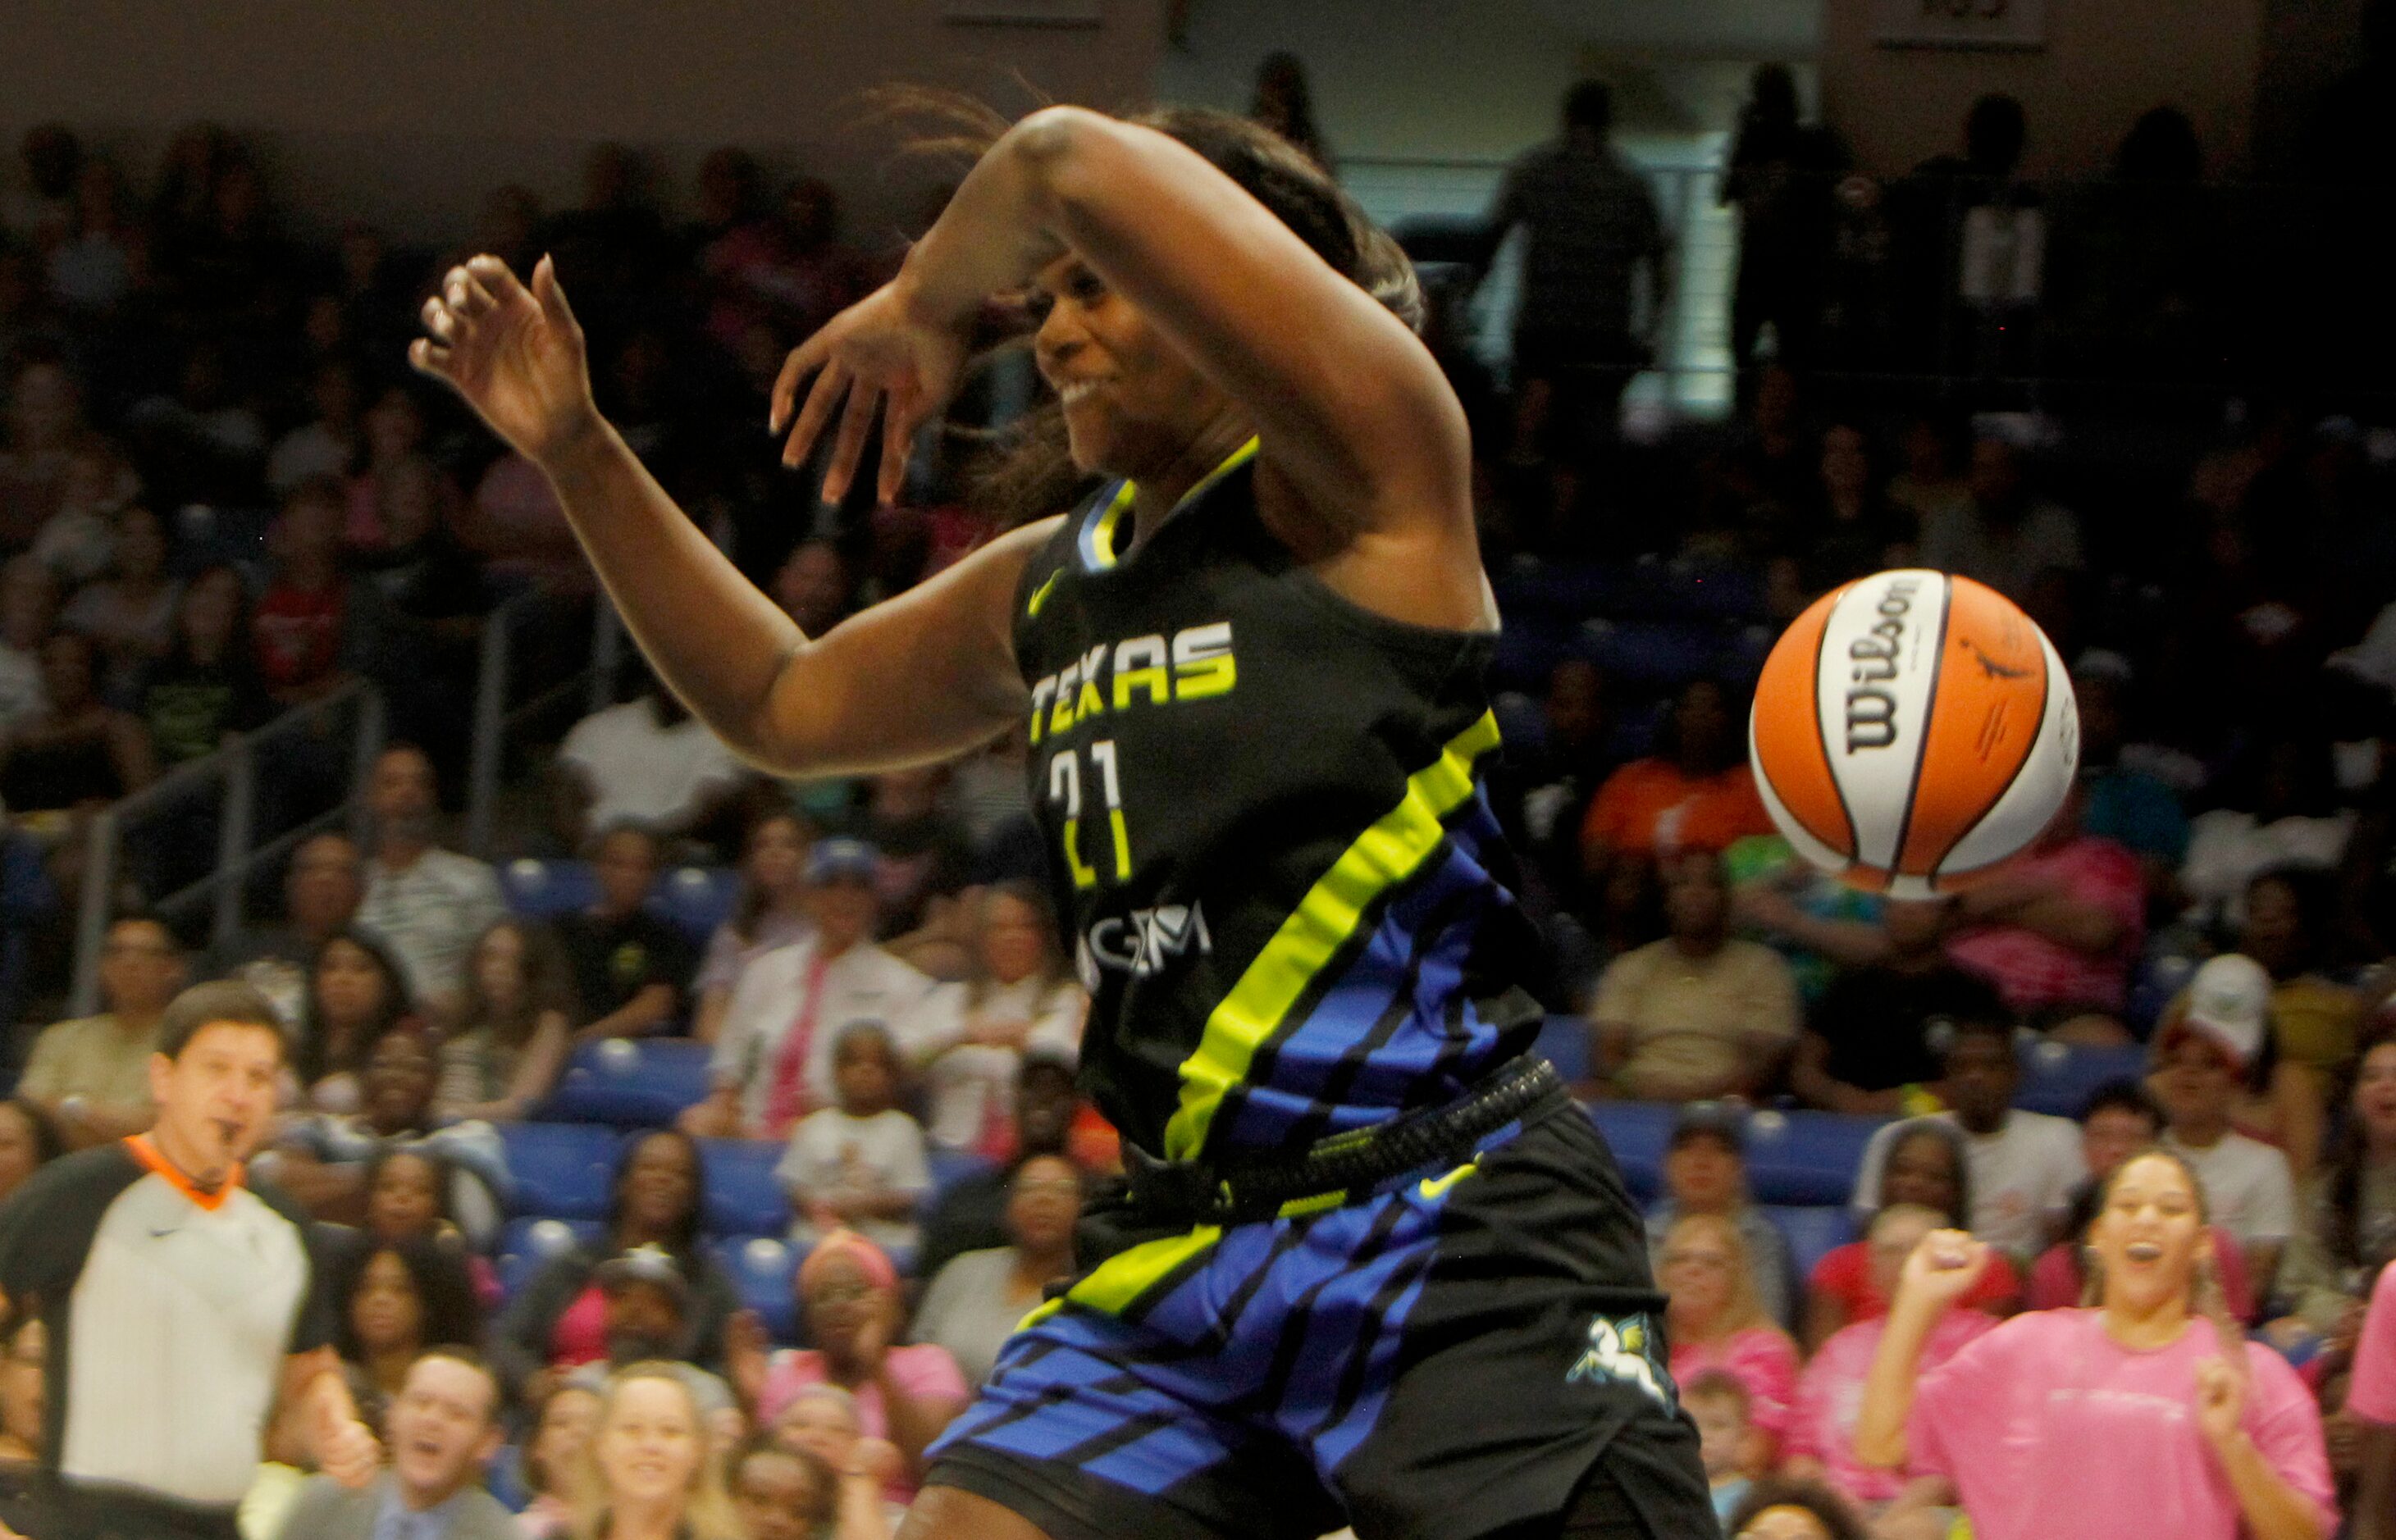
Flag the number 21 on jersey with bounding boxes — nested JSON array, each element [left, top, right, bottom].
[[1048, 740, 1131, 888]]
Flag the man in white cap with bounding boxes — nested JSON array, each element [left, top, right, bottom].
[[2154, 953, 2298, 1288]]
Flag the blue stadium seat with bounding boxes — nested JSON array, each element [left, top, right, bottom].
[[2126, 950, 2198, 1035], [1535, 1015, 1594, 1085], [500, 858, 600, 919], [2014, 1038, 2150, 1119], [711, 1234, 806, 1344], [699, 1138, 790, 1237], [1585, 1102, 1676, 1203], [653, 867, 740, 946], [1744, 1109, 1889, 1206], [925, 1148, 995, 1210], [537, 1039, 715, 1128], [497, 1123, 622, 1219], [495, 1214, 605, 1299], [1762, 1205, 1854, 1285]]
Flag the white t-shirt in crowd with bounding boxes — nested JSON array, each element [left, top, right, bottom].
[[358, 847, 507, 1006], [558, 698, 746, 836], [1849, 1109, 2084, 1260], [914, 974, 1088, 1150], [2162, 1128, 2298, 1246], [777, 1105, 932, 1255], [711, 938, 947, 1128]]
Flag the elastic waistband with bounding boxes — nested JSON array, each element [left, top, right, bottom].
[[1121, 1055, 1566, 1225]]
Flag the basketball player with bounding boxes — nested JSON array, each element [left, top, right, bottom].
[[412, 103, 1709, 1540]]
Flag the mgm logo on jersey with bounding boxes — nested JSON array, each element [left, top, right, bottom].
[[1078, 902, 1213, 987]]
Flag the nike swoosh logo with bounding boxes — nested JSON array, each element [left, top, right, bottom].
[[149, 1228, 179, 1239], [1417, 1160, 1479, 1201], [1026, 571, 1061, 618]]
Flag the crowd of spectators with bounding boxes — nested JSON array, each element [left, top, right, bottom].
[[1, 35, 2395, 1540]]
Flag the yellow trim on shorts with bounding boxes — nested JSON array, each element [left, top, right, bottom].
[[1018, 1223, 1225, 1331]]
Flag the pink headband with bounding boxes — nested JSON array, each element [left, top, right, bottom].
[[800, 1228, 898, 1296]]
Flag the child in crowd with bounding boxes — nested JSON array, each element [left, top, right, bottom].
[[1684, 1369, 1758, 1529], [778, 1023, 933, 1254], [1783, 1205, 1983, 1522]]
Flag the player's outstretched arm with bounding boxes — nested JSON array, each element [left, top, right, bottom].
[[412, 255, 1039, 777], [774, 108, 1478, 609]]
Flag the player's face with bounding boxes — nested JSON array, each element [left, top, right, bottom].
[[150, 1022, 284, 1181], [387, 1357, 500, 1500], [732, 1449, 824, 1540], [596, 1376, 704, 1506], [1030, 254, 1238, 480], [2088, 1152, 2205, 1313]]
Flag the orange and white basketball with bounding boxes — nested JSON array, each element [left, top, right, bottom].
[[1749, 569, 2079, 899]]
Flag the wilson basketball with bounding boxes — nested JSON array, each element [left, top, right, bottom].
[[1749, 568, 2079, 898]]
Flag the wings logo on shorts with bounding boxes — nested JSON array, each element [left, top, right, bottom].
[[1567, 1310, 1675, 1412]]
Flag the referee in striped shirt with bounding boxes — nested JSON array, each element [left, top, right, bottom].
[[0, 980, 378, 1539]]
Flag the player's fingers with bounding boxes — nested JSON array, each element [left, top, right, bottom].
[[467, 252, 532, 311], [878, 387, 925, 507], [444, 262, 498, 319], [822, 384, 883, 505], [420, 295, 462, 345], [782, 359, 850, 470], [769, 333, 830, 436], [407, 337, 454, 381], [531, 253, 582, 338]]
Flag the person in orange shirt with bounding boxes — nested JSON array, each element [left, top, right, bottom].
[[1581, 677, 1773, 878]]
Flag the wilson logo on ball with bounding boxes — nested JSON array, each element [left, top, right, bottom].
[[1750, 569, 2078, 899]]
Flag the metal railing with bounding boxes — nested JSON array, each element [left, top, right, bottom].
[[463, 588, 625, 859], [69, 680, 386, 1015]]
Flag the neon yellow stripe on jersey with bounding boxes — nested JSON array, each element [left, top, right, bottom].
[[1085, 436, 1260, 571], [1015, 1223, 1223, 1334], [1161, 709, 1504, 1162]]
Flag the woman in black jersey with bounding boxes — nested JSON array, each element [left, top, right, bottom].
[[413, 103, 1709, 1540]]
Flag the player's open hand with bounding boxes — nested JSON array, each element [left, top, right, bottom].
[[769, 280, 968, 508], [410, 253, 602, 469]]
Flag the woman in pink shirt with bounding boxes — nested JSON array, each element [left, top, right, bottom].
[[1783, 1205, 1989, 1518], [732, 1228, 970, 1506], [1660, 1213, 1800, 1455], [1855, 1149, 2335, 1540]]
